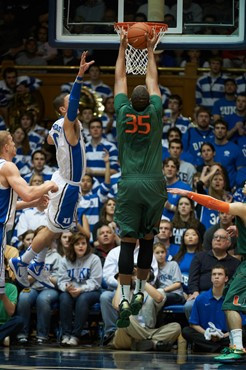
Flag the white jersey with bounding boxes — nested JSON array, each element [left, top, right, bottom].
[[49, 117, 86, 184]]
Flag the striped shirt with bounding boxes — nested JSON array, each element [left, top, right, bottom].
[[196, 73, 228, 111], [236, 73, 246, 94], [85, 138, 119, 183], [77, 182, 111, 240], [0, 76, 42, 107], [61, 80, 112, 101]]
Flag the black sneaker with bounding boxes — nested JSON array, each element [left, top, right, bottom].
[[155, 341, 173, 352], [130, 292, 144, 315], [116, 299, 132, 328], [102, 331, 115, 346], [131, 339, 154, 351]]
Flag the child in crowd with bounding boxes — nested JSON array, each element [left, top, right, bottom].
[[153, 243, 185, 306], [18, 229, 35, 257], [57, 232, 102, 346]]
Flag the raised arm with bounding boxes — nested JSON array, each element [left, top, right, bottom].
[[145, 30, 161, 97], [114, 30, 128, 96], [64, 51, 95, 142]]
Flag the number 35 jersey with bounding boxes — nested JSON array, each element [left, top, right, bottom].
[[49, 117, 86, 183], [115, 93, 163, 177]]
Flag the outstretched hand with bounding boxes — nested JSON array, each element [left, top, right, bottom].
[[167, 188, 190, 196], [78, 51, 95, 77], [146, 28, 159, 50], [120, 29, 128, 49]]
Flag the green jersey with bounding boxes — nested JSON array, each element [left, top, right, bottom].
[[235, 215, 246, 255], [114, 93, 163, 177]]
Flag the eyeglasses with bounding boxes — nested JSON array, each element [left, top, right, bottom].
[[213, 235, 228, 240]]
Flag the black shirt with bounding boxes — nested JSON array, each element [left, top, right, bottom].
[[188, 250, 240, 294]]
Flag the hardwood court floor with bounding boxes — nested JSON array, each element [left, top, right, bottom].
[[0, 344, 241, 369]]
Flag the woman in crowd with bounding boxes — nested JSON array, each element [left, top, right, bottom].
[[58, 232, 102, 346], [19, 110, 43, 152], [92, 198, 118, 245], [196, 166, 232, 229], [18, 229, 35, 257], [57, 231, 73, 257], [196, 143, 230, 190], [171, 196, 205, 245], [173, 228, 203, 293], [11, 125, 31, 174], [29, 173, 44, 186], [153, 243, 185, 306], [17, 226, 61, 344]]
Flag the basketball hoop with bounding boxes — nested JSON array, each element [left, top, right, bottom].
[[114, 22, 168, 75]]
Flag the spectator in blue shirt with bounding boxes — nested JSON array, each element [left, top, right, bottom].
[[162, 157, 192, 221], [182, 107, 214, 166], [212, 78, 237, 122], [182, 265, 230, 352], [213, 119, 241, 189], [154, 220, 180, 260], [226, 93, 246, 142]]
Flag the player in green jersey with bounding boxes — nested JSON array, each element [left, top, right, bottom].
[[114, 30, 167, 328]]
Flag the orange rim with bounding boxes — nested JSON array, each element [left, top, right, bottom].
[[114, 22, 168, 33]]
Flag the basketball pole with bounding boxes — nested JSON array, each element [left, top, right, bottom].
[[148, 0, 164, 21]]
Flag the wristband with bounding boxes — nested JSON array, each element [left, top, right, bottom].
[[75, 76, 83, 82]]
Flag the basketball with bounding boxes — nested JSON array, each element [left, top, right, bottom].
[[127, 23, 152, 50]]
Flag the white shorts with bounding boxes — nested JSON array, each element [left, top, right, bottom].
[[46, 171, 81, 233]]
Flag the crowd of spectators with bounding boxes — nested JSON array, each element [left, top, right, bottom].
[[0, 0, 245, 356]]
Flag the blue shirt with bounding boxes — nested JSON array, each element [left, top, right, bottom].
[[182, 127, 215, 166], [225, 112, 246, 142], [212, 98, 236, 118], [179, 252, 196, 275], [213, 141, 241, 188], [189, 288, 227, 332], [199, 206, 219, 230], [163, 180, 192, 220]]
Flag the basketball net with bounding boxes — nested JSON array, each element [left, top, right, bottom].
[[114, 22, 168, 75]]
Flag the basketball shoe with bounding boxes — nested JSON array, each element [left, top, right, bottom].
[[130, 292, 144, 315], [9, 258, 29, 287], [116, 299, 132, 328], [214, 346, 246, 363], [28, 261, 54, 289]]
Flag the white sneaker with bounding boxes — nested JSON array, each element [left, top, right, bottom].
[[61, 335, 70, 344], [3, 337, 10, 347], [67, 336, 79, 346], [9, 258, 29, 288]]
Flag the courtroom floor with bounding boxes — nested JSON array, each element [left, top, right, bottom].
[[0, 344, 243, 370]]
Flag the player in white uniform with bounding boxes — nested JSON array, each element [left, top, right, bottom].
[[0, 131, 58, 293], [10, 52, 94, 288]]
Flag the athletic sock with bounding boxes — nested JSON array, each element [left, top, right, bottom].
[[229, 331, 233, 347], [34, 248, 48, 263], [134, 279, 146, 294], [120, 284, 131, 303], [21, 246, 37, 264], [231, 329, 243, 349]]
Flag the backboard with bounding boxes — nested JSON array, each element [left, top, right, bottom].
[[49, 0, 246, 50]]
